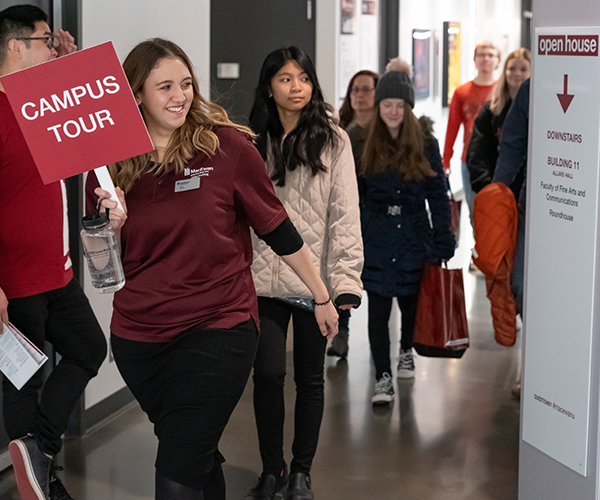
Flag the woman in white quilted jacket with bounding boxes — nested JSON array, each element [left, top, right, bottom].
[[246, 47, 363, 500]]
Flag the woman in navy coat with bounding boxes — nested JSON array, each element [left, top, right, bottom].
[[360, 68, 455, 404]]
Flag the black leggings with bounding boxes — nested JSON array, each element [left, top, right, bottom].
[[111, 320, 258, 498], [367, 290, 419, 380], [3, 279, 106, 456], [252, 297, 327, 476]]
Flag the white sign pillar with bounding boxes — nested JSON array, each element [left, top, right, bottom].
[[524, 27, 600, 475], [520, 7, 600, 498]]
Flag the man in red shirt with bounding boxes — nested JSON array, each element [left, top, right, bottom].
[[442, 41, 500, 229], [0, 6, 106, 500]]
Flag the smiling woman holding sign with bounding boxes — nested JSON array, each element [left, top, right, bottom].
[[88, 38, 338, 500]]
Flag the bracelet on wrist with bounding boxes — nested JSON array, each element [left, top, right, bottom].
[[314, 294, 331, 307]]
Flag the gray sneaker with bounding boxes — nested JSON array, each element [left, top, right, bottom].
[[372, 373, 394, 404], [9, 434, 52, 500], [397, 349, 415, 379]]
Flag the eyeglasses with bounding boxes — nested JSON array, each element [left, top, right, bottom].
[[475, 52, 498, 59], [16, 36, 56, 49], [351, 86, 375, 95]]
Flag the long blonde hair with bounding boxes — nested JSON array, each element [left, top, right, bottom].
[[360, 102, 435, 181], [111, 38, 253, 193], [489, 48, 531, 116]]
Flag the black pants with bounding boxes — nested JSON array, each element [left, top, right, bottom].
[[338, 314, 350, 332], [111, 320, 258, 496], [2, 279, 107, 456], [367, 290, 418, 380], [252, 297, 327, 476]]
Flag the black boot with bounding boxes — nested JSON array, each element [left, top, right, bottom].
[[327, 328, 349, 358], [286, 473, 314, 500], [245, 463, 289, 500]]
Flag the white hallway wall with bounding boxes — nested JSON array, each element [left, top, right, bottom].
[[81, 0, 211, 96]]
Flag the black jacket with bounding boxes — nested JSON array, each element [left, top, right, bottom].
[[466, 99, 511, 193], [493, 79, 530, 215]]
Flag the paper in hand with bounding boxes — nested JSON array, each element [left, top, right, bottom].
[[0, 323, 48, 390]]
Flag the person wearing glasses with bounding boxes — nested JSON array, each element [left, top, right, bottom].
[[330, 60, 408, 360], [324, 69, 379, 360], [0, 5, 106, 500], [442, 41, 500, 246], [339, 70, 379, 130]]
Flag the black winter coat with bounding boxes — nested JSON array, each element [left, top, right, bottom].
[[466, 100, 510, 193], [359, 119, 455, 297], [466, 99, 524, 200]]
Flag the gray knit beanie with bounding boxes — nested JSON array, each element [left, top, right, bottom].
[[374, 71, 415, 108]]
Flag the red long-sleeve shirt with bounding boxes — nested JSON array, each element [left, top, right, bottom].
[[442, 81, 494, 171], [0, 92, 72, 299]]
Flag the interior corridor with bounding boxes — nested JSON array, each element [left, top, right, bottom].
[[0, 206, 521, 500]]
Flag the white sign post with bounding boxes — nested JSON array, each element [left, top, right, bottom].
[[523, 26, 600, 476]]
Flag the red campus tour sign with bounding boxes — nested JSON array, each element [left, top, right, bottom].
[[1, 41, 153, 184]]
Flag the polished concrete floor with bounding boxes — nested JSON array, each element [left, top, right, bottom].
[[0, 208, 521, 500]]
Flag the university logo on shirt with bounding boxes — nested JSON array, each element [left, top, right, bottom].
[[184, 166, 214, 178]]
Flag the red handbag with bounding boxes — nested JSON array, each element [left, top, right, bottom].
[[412, 263, 469, 358]]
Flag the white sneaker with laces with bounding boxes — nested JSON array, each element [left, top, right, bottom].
[[371, 373, 394, 404], [397, 349, 415, 379]]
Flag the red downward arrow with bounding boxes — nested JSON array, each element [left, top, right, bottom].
[[557, 74, 574, 113]]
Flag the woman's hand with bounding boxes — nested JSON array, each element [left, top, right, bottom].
[[314, 300, 339, 339], [279, 243, 339, 338], [94, 186, 127, 230]]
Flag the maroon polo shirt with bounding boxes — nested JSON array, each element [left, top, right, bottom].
[[87, 127, 287, 342]]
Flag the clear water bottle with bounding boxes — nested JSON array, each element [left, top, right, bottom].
[[81, 211, 125, 293]]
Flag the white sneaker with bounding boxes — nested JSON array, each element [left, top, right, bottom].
[[371, 373, 394, 405], [397, 349, 415, 379]]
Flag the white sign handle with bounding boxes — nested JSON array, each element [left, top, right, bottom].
[[94, 166, 124, 212]]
